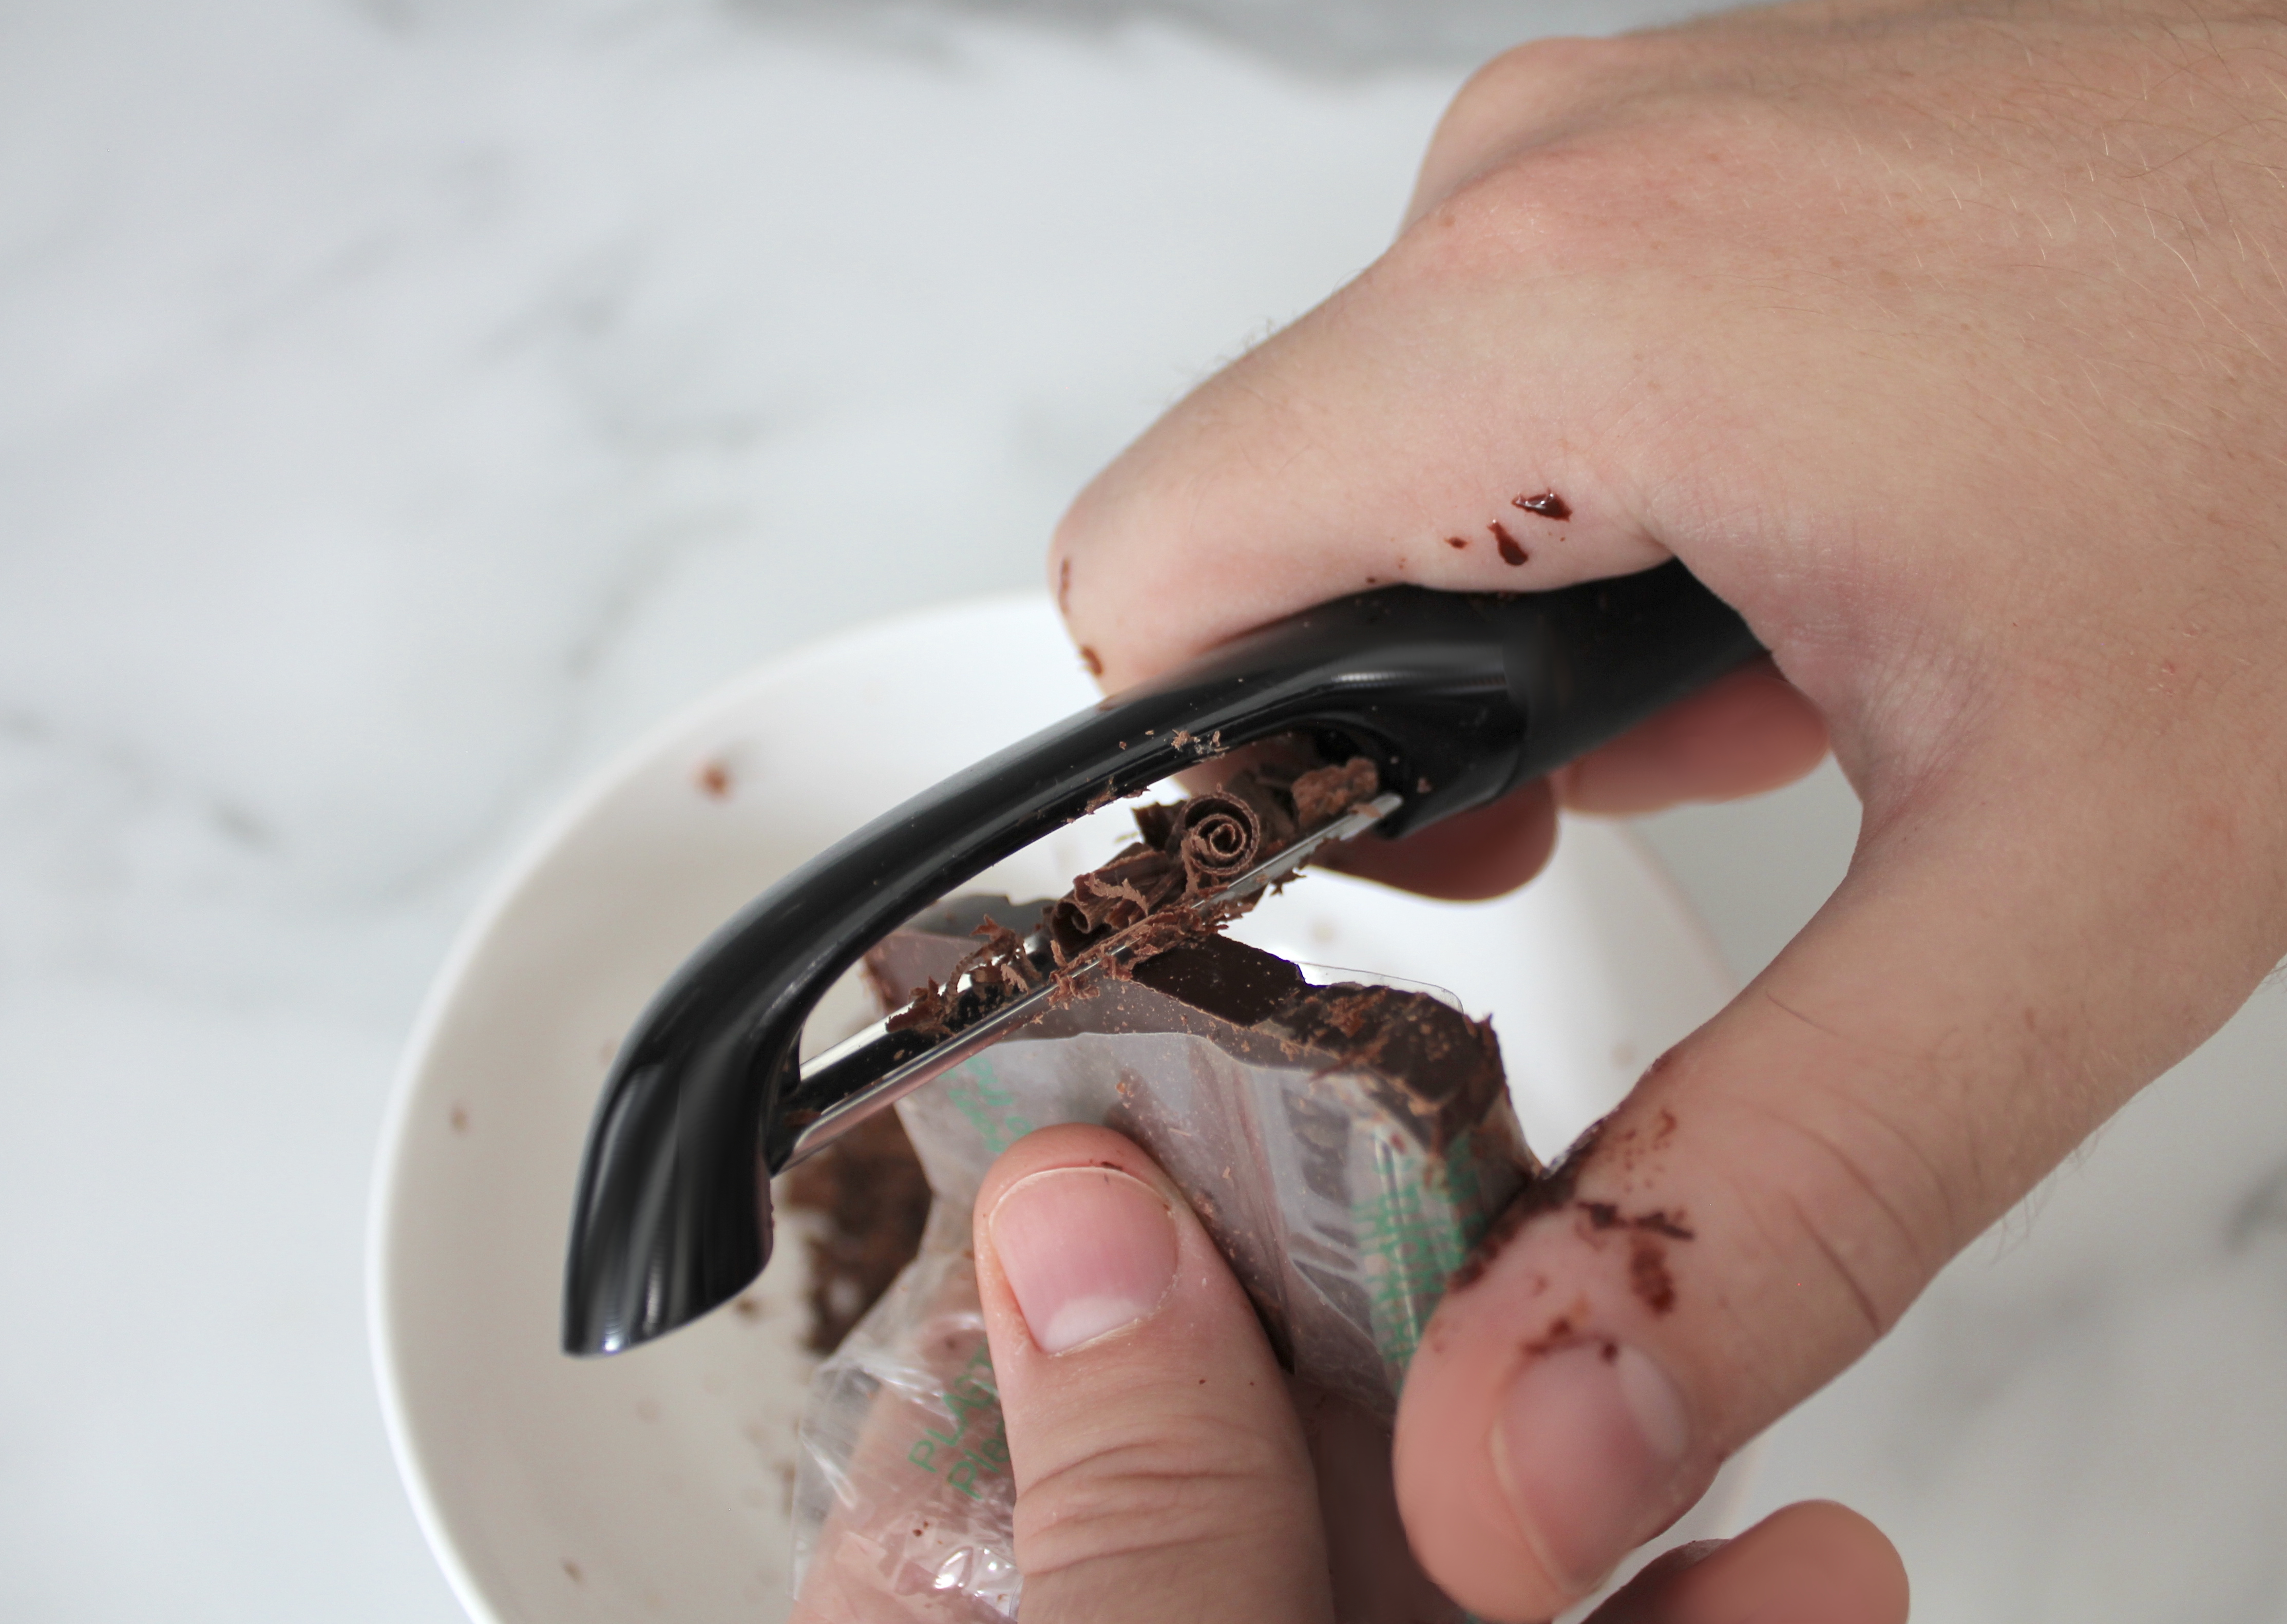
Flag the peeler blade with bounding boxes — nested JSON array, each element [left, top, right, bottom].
[[785, 790, 1403, 1166]]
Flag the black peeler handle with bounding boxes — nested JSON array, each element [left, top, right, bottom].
[[562, 561, 1759, 1354]]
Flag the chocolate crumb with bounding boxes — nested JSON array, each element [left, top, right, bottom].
[[449, 1104, 468, 1134], [1078, 646, 1103, 677], [1512, 490, 1572, 520], [1490, 521, 1528, 566], [1630, 1234, 1677, 1313], [1445, 536, 1469, 549], [697, 760, 733, 798], [1521, 1306, 1590, 1355], [780, 1110, 933, 1352]]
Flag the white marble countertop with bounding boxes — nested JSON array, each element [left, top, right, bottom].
[[3, 3, 2282, 1619]]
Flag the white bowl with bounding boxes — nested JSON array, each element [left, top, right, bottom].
[[369, 594, 1749, 1624]]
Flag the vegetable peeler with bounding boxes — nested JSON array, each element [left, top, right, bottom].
[[562, 561, 1759, 1355]]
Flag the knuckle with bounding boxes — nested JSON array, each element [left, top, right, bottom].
[[1012, 1421, 1299, 1579], [1417, 36, 1654, 208], [1442, 36, 1636, 137], [1721, 1063, 1965, 1345], [1384, 150, 1626, 297]]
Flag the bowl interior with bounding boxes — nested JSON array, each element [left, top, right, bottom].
[[369, 594, 1743, 1624]]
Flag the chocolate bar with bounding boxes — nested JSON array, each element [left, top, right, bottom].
[[787, 787, 1538, 1619]]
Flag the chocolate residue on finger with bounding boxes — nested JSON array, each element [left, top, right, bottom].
[[696, 760, 733, 798], [1078, 645, 1103, 677], [1445, 535, 1469, 549], [1512, 490, 1571, 520], [1057, 556, 1072, 613], [779, 1109, 933, 1351], [1447, 1113, 1694, 1313], [1579, 1201, 1695, 1241], [1490, 521, 1529, 566], [1630, 1234, 1677, 1314], [1448, 1118, 1605, 1292], [1520, 1304, 1594, 1357]]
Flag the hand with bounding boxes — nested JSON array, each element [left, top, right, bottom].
[[973, 1123, 1907, 1623], [1050, 2, 2287, 1616]]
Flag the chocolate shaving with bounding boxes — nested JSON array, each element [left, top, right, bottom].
[[1174, 791, 1263, 893], [884, 978, 954, 1038], [1051, 845, 1185, 958], [1131, 800, 1179, 850], [887, 917, 1039, 1036], [946, 915, 1039, 1001], [893, 754, 1383, 1027], [1290, 757, 1379, 826]]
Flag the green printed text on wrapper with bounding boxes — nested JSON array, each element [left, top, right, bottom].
[[906, 1342, 1010, 1501]]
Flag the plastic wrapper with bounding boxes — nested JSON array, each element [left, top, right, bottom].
[[790, 896, 1538, 1622]]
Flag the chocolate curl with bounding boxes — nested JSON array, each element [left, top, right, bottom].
[[1174, 791, 1263, 896], [1289, 757, 1379, 828], [1049, 843, 1184, 958], [1131, 800, 1180, 851], [1215, 769, 1298, 850], [1044, 763, 1346, 974]]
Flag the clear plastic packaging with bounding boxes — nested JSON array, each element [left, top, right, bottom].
[[789, 904, 1534, 1622]]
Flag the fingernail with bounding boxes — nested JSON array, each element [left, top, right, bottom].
[[988, 1166, 1179, 1354], [1492, 1341, 1692, 1592]]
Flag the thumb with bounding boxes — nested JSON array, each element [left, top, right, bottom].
[[975, 1124, 1333, 1624], [1394, 773, 2280, 1621]]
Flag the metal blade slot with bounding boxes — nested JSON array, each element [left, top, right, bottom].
[[785, 790, 1401, 1166]]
